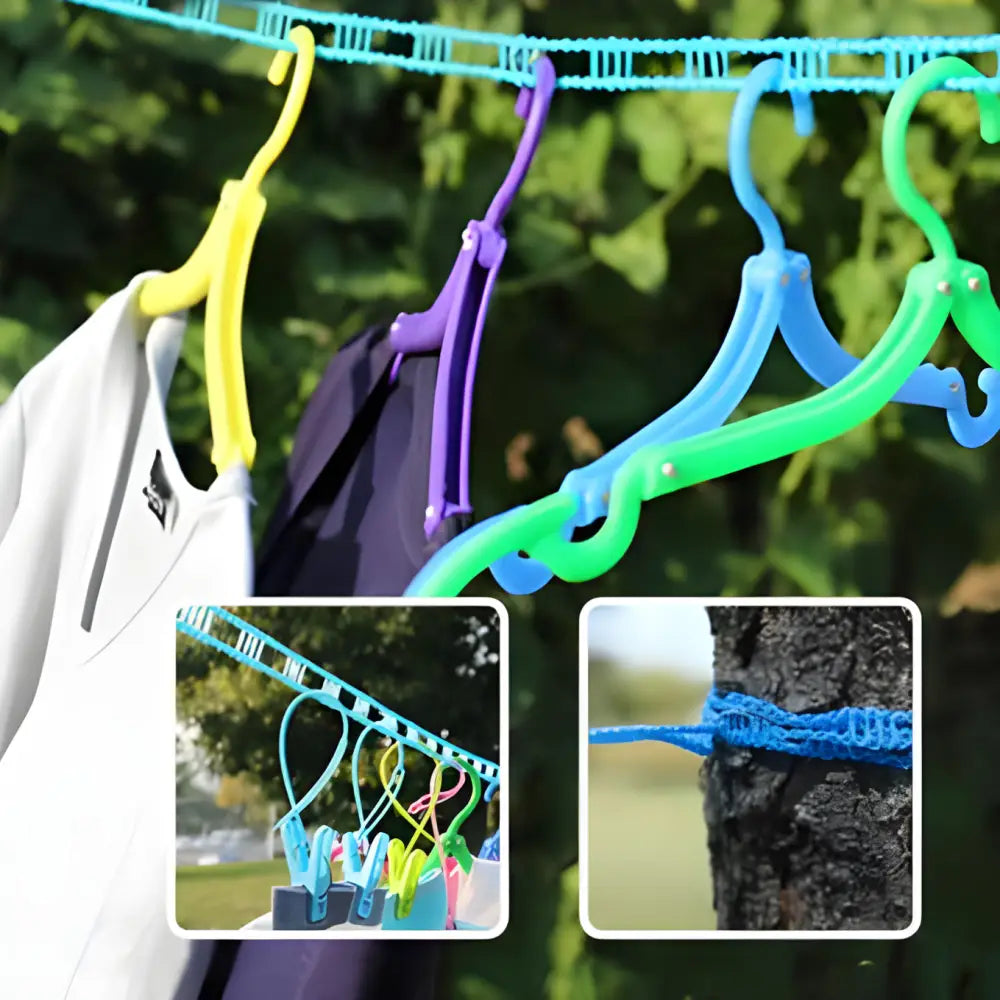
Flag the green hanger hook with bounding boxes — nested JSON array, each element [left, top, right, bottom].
[[882, 56, 1000, 260], [421, 758, 481, 876]]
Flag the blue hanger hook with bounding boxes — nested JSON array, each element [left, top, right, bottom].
[[729, 59, 815, 252]]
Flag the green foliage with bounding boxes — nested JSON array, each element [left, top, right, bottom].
[[177, 604, 500, 841], [176, 858, 290, 930], [4, 0, 1000, 995]]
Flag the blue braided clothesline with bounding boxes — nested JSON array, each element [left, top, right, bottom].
[[66, 1, 1000, 94], [590, 689, 912, 769]]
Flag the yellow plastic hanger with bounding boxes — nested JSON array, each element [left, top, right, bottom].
[[378, 744, 444, 918], [137, 26, 316, 474]]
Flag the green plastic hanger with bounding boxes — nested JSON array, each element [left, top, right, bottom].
[[420, 758, 481, 876], [406, 56, 1000, 596]]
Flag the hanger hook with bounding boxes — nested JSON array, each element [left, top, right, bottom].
[[729, 59, 815, 253], [242, 25, 316, 191], [883, 56, 1000, 261], [448, 758, 482, 834], [483, 54, 556, 228]]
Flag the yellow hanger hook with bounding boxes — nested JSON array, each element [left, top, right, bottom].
[[242, 26, 316, 191], [137, 27, 316, 474]]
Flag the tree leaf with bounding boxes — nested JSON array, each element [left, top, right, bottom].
[[728, 0, 782, 37], [675, 91, 734, 172], [590, 200, 669, 293], [521, 112, 614, 218], [619, 93, 687, 192]]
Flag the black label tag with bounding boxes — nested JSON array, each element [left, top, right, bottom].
[[142, 450, 178, 531]]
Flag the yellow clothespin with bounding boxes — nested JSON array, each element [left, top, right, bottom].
[[137, 26, 316, 474]]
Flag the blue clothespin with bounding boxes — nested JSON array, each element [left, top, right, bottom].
[[278, 820, 336, 924], [347, 831, 390, 925]]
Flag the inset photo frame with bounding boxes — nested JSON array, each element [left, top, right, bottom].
[[172, 598, 508, 942], [579, 597, 920, 940]]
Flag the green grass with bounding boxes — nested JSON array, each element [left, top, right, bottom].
[[586, 779, 715, 931], [176, 858, 289, 930]]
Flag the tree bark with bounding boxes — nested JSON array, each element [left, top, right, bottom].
[[702, 605, 913, 931]]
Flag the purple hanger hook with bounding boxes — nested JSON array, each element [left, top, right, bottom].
[[389, 55, 556, 357], [484, 54, 557, 228], [385, 56, 556, 538]]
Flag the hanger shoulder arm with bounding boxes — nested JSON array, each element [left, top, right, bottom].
[[136, 200, 230, 317], [951, 265, 1000, 372], [530, 268, 952, 584], [205, 182, 267, 473]]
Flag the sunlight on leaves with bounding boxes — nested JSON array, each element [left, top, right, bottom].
[[591, 200, 669, 292]]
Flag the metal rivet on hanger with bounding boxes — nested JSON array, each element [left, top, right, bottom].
[[780, 273, 790, 287], [425, 505, 435, 518], [661, 462, 678, 478], [461, 228, 474, 250], [969, 276, 982, 291], [800, 269, 810, 282], [949, 382, 960, 392], [937, 280, 952, 295]]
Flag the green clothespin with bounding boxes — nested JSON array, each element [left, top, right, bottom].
[[407, 55, 1000, 597], [421, 759, 480, 876]]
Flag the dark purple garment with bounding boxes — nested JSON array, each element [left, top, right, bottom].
[[213, 941, 439, 1000], [255, 324, 470, 597], [198, 324, 460, 1000]]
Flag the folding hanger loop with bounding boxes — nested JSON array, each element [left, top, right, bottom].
[[274, 691, 349, 921], [353, 725, 405, 849], [377, 743, 439, 851], [422, 758, 481, 876], [278, 691, 349, 823], [336, 726, 374, 869], [408, 761, 466, 817]]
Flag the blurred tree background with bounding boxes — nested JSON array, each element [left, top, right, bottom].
[[176, 603, 501, 841], [588, 632, 714, 933], [3, 0, 1000, 996]]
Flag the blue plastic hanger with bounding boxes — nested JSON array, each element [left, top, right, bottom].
[[486, 57, 1000, 595]]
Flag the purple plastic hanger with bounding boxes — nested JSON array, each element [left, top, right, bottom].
[[389, 55, 556, 538]]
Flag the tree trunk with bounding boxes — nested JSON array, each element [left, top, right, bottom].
[[702, 605, 913, 931]]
